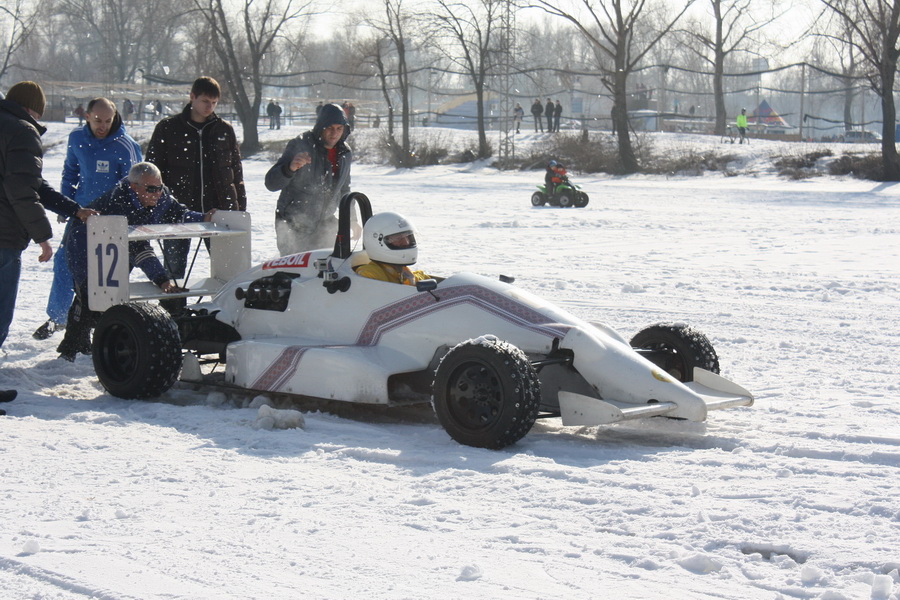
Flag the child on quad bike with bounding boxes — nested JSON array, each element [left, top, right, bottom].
[[545, 160, 567, 195], [533, 160, 589, 208]]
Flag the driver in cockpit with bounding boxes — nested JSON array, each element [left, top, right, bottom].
[[355, 212, 435, 285]]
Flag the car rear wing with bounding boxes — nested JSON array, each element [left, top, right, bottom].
[[86, 211, 251, 312]]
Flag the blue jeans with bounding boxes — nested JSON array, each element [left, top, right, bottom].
[[0, 247, 23, 349], [45, 243, 74, 325]]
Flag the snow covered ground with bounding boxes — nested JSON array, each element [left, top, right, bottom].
[[1, 120, 898, 599]]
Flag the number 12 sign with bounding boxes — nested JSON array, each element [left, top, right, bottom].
[[87, 215, 131, 311]]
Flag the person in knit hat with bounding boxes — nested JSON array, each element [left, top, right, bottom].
[[5, 81, 46, 118], [265, 102, 352, 255], [0, 82, 95, 410]]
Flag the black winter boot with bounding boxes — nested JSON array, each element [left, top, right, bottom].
[[57, 296, 95, 361]]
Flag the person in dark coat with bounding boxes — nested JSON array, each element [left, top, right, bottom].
[[554, 100, 563, 132], [146, 76, 246, 281], [56, 162, 216, 361], [545, 98, 554, 132], [0, 82, 96, 406], [266, 103, 352, 255], [530, 98, 543, 133], [267, 100, 278, 129], [512, 103, 524, 134]]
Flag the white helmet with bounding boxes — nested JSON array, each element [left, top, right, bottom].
[[363, 212, 418, 265]]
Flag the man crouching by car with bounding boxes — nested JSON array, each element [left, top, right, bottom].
[[56, 162, 216, 362]]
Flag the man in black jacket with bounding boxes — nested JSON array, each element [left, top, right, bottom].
[[530, 98, 543, 133], [146, 76, 246, 282], [0, 82, 95, 409], [545, 98, 555, 133]]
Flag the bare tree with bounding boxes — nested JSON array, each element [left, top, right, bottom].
[[191, 0, 315, 155], [51, 0, 185, 83], [679, 0, 782, 135], [0, 0, 41, 84], [532, 0, 693, 173], [821, 0, 900, 180], [430, 0, 507, 158], [811, 10, 867, 133], [360, 0, 417, 163]]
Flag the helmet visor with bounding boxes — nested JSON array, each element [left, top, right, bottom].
[[384, 230, 416, 250]]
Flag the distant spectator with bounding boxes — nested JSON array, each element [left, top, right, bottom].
[[553, 100, 563, 133], [545, 98, 554, 133], [273, 101, 282, 129], [531, 98, 543, 133], [73, 103, 85, 125], [736, 108, 749, 144], [122, 98, 134, 125], [267, 100, 278, 129], [512, 103, 524, 134], [342, 101, 356, 129]]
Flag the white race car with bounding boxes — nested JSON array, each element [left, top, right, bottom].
[[86, 193, 753, 449]]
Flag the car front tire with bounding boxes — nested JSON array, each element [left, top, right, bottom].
[[629, 323, 720, 382], [432, 338, 540, 449], [93, 303, 183, 399]]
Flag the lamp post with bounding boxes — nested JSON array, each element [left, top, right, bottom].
[[137, 68, 145, 124]]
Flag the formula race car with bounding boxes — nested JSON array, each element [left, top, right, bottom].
[[86, 193, 752, 449]]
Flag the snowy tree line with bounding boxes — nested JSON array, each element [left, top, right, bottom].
[[2, 0, 899, 177]]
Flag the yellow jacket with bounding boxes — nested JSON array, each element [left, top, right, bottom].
[[736, 114, 748, 128], [355, 261, 432, 285]]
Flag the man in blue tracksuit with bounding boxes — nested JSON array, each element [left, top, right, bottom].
[[33, 98, 141, 341], [55, 162, 214, 361]]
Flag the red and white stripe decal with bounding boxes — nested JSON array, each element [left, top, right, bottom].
[[249, 284, 569, 392]]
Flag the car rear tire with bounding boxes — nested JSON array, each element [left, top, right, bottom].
[[432, 338, 540, 449], [629, 323, 720, 382], [93, 303, 183, 399], [531, 192, 546, 206]]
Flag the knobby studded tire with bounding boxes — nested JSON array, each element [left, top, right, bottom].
[[432, 337, 540, 449], [629, 322, 720, 382], [557, 192, 574, 207], [93, 303, 183, 399], [531, 192, 546, 206]]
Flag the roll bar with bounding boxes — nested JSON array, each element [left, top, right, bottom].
[[332, 192, 373, 259]]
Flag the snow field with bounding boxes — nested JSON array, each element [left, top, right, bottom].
[[0, 121, 898, 599]]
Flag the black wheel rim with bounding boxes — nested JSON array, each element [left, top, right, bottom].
[[446, 360, 503, 430], [98, 322, 140, 383], [641, 342, 687, 381]]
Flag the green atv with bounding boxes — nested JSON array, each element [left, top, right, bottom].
[[531, 180, 589, 208]]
